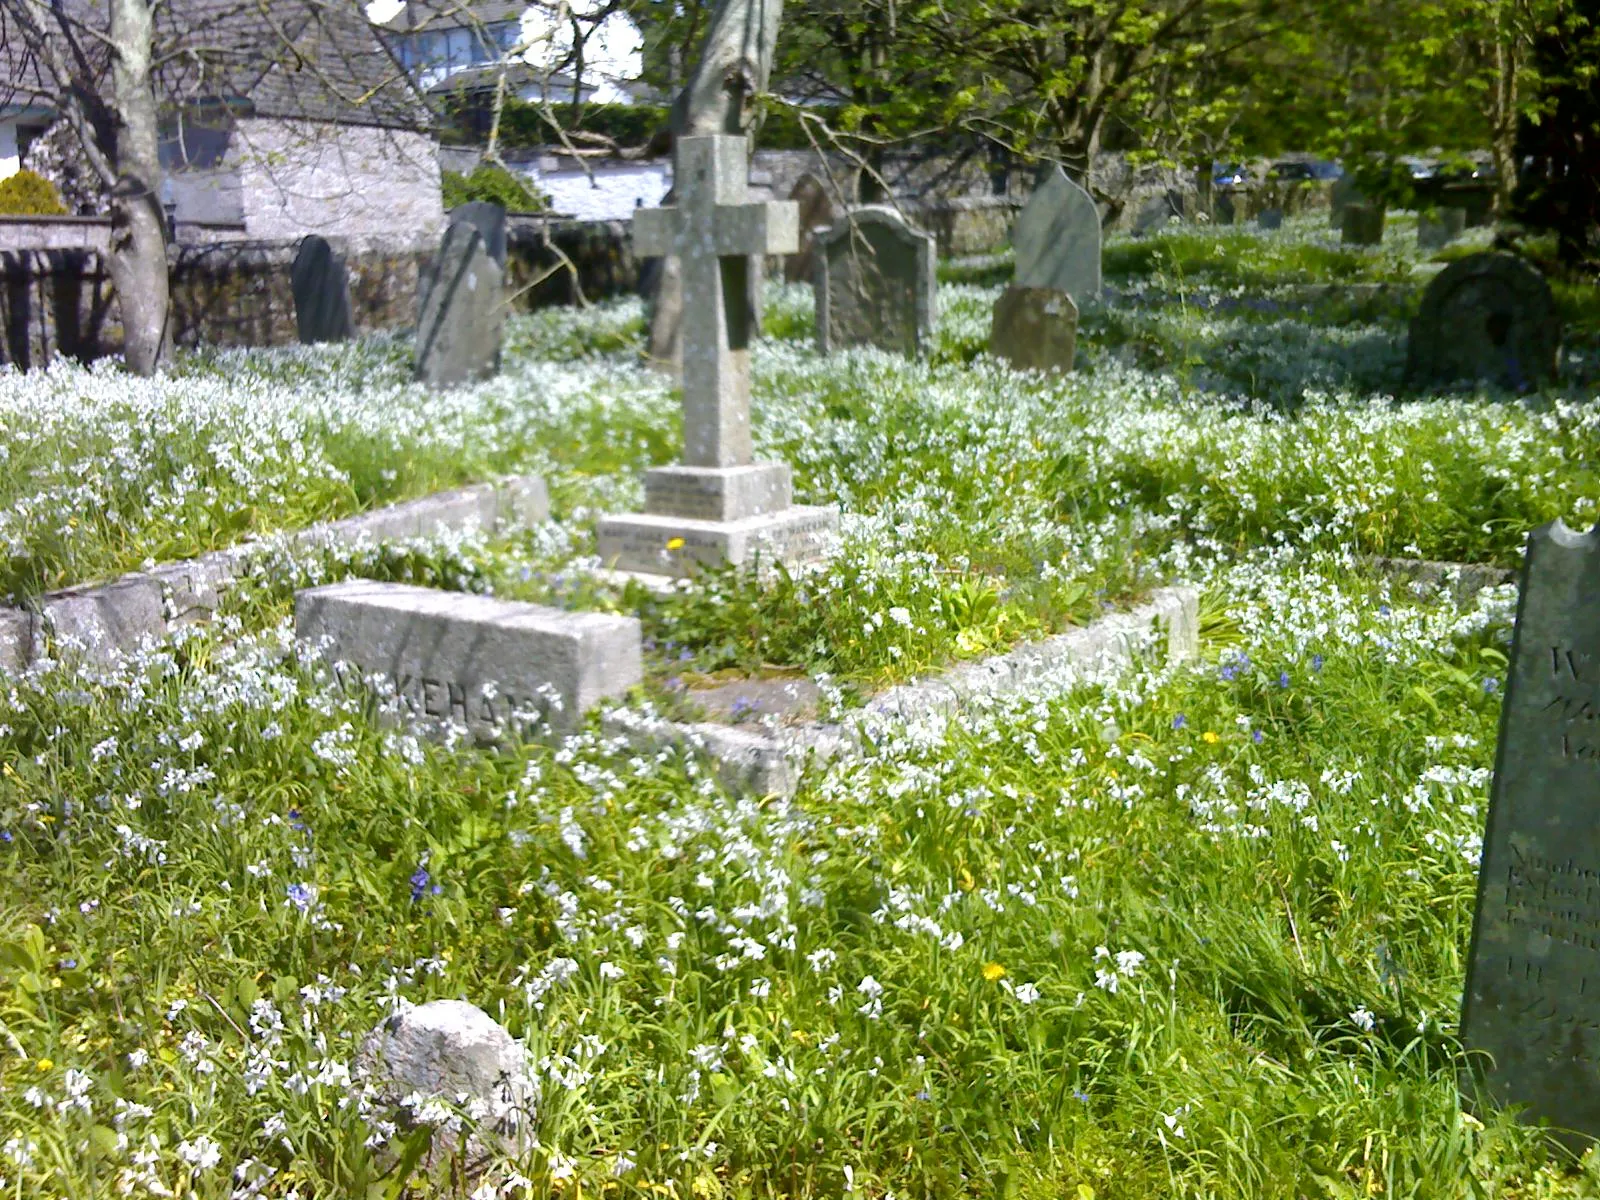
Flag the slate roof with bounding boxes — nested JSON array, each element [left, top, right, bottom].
[[379, 1, 528, 34], [0, 0, 432, 131]]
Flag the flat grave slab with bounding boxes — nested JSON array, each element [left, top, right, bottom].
[[295, 581, 641, 736]]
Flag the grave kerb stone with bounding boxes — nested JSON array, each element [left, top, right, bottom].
[[295, 581, 641, 736]]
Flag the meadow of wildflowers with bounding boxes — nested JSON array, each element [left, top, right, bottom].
[[5, 214, 1600, 1197]]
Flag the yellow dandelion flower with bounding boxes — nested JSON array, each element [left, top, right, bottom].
[[1202, 731, 1220, 744], [666, 537, 686, 551], [35, 1058, 53, 1072], [983, 962, 1007, 982]]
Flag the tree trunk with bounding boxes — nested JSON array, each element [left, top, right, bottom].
[[647, 0, 782, 370], [1489, 29, 1520, 217], [107, 0, 169, 375]]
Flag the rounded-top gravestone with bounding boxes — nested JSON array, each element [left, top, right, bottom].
[[290, 234, 354, 345], [815, 206, 936, 357], [1407, 251, 1561, 392]]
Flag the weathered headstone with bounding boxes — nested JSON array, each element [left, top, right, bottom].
[[291, 235, 354, 344], [1013, 165, 1101, 300], [1132, 190, 1185, 236], [449, 200, 509, 268], [1341, 203, 1385, 246], [1462, 520, 1600, 1149], [295, 580, 642, 735], [1329, 173, 1363, 227], [1257, 207, 1284, 231], [599, 134, 838, 576], [414, 221, 505, 387], [784, 173, 837, 284], [1407, 252, 1561, 391], [1418, 206, 1467, 252], [989, 285, 1077, 373], [815, 206, 937, 356]]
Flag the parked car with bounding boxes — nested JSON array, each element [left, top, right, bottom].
[[1267, 161, 1316, 182], [1212, 162, 1250, 186]]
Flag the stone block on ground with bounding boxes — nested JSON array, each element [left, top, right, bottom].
[[357, 999, 536, 1168], [815, 207, 937, 356], [989, 285, 1078, 373], [295, 581, 642, 736], [0, 609, 31, 674], [38, 577, 165, 664]]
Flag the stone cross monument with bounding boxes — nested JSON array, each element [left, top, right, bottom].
[[598, 134, 838, 576]]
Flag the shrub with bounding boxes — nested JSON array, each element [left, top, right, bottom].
[[0, 169, 68, 216], [441, 163, 548, 213]]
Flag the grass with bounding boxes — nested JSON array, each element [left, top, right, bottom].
[[2, 210, 1600, 1198]]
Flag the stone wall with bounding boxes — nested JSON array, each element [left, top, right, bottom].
[[0, 217, 645, 368]]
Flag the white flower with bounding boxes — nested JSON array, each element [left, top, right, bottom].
[[1013, 982, 1041, 1005], [1350, 1005, 1376, 1032]]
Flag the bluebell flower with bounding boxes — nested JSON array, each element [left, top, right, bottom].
[[1073, 1089, 1090, 1104], [1172, 713, 1187, 729], [1311, 653, 1325, 672], [1278, 671, 1290, 688], [1378, 604, 1391, 617], [1253, 730, 1264, 744], [288, 808, 307, 833], [0, 830, 11, 843], [1219, 665, 1237, 681], [1483, 677, 1499, 695], [286, 882, 314, 912], [409, 866, 430, 903]]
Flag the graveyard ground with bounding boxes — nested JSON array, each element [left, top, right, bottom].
[[6, 214, 1600, 1197]]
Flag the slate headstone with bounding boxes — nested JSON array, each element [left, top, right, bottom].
[[1257, 207, 1284, 231], [989, 285, 1077, 373], [815, 206, 937, 356], [1330, 173, 1363, 227], [295, 580, 642, 736], [291, 234, 354, 344], [1418, 206, 1467, 252], [450, 201, 508, 268], [1014, 166, 1101, 300], [1462, 520, 1600, 1149], [1407, 252, 1561, 391], [414, 221, 505, 388], [784, 173, 837, 284], [1341, 203, 1385, 246], [1132, 190, 1184, 236]]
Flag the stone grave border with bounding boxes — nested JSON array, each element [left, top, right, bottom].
[[605, 586, 1199, 797], [0, 473, 550, 673], [1371, 555, 1514, 608]]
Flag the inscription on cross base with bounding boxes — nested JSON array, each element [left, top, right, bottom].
[[634, 134, 799, 468]]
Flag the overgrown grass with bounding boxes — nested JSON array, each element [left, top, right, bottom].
[[7, 553, 1600, 1197], [6, 210, 1600, 1198]]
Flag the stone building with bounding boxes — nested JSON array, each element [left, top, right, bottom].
[[0, 1, 444, 250]]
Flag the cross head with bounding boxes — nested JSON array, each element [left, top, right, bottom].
[[634, 134, 799, 468]]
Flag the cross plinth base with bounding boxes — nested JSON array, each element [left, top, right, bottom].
[[596, 503, 838, 578], [643, 463, 793, 522]]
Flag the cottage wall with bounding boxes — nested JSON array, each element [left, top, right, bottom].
[[229, 119, 445, 251]]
